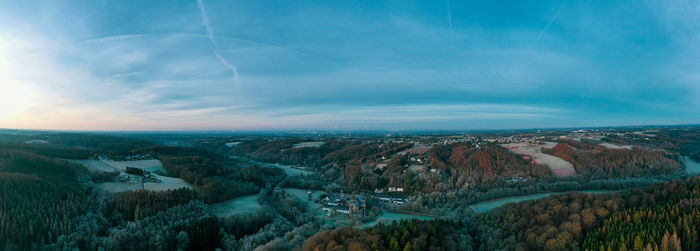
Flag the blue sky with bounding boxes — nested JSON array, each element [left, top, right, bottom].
[[0, 0, 698, 130]]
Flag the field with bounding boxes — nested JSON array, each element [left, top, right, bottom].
[[208, 194, 261, 217], [502, 142, 576, 177], [63, 159, 117, 173], [100, 159, 165, 173], [284, 188, 323, 202], [66, 158, 191, 192], [292, 141, 325, 149], [97, 175, 192, 192], [599, 142, 633, 149]]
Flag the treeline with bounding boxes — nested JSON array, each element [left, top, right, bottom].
[[542, 141, 681, 178], [0, 142, 91, 159], [0, 132, 154, 155], [235, 139, 349, 167], [130, 145, 225, 161], [232, 139, 411, 169], [303, 219, 473, 251]]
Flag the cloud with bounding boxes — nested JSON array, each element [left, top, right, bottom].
[[0, 0, 699, 130]]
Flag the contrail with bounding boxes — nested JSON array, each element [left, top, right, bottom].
[[529, 4, 564, 49], [196, 0, 240, 87], [446, 0, 453, 38]]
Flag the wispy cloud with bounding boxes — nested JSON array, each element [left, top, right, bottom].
[[196, 0, 240, 88], [445, 0, 453, 38], [1, 0, 698, 130], [529, 3, 564, 49]]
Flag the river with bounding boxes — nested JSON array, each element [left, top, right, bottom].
[[684, 156, 700, 175], [469, 190, 618, 213]]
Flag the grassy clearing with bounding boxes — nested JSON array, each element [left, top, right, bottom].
[[63, 159, 117, 173], [292, 141, 325, 149], [208, 194, 261, 217], [97, 174, 192, 193], [599, 142, 632, 149], [100, 159, 165, 173]]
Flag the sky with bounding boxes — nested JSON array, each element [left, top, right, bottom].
[[0, 0, 699, 131]]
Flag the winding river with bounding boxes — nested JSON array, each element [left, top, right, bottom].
[[230, 155, 700, 215], [468, 190, 617, 213], [684, 156, 700, 175]]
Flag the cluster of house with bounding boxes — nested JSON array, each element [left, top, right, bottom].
[[505, 176, 527, 183], [375, 194, 408, 205], [374, 187, 404, 193], [321, 193, 367, 217], [116, 167, 161, 184]]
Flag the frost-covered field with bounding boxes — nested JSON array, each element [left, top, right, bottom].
[[66, 159, 191, 192], [274, 164, 315, 176], [292, 141, 325, 149], [97, 175, 191, 192], [64, 159, 117, 173], [208, 195, 261, 217], [283, 188, 322, 202], [100, 159, 165, 173], [502, 142, 576, 177], [599, 143, 633, 150]]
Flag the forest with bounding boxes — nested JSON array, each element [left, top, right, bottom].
[[306, 177, 700, 250], [303, 219, 473, 251], [1, 127, 700, 250]]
